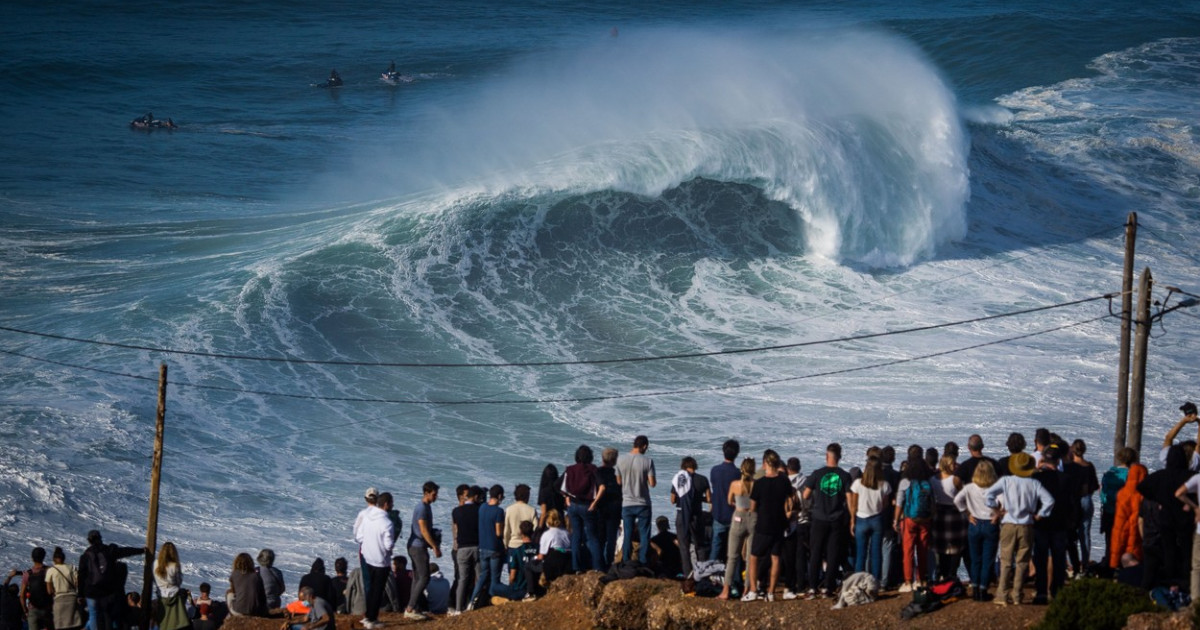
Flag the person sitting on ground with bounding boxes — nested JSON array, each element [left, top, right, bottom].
[[538, 509, 571, 587], [331, 558, 349, 614], [125, 592, 144, 630], [424, 564, 450, 614], [297, 559, 337, 619], [257, 549, 285, 610], [384, 556, 411, 614], [280, 586, 334, 630], [228, 552, 267, 617], [188, 582, 221, 630], [650, 516, 681, 579], [501, 522, 538, 600], [504, 484, 537, 572]]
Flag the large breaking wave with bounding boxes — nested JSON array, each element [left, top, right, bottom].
[[359, 27, 970, 267]]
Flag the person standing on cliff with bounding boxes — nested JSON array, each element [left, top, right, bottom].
[[616, 435, 657, 565]]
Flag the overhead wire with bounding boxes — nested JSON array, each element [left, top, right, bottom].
[[0, 294, 1114, 368]]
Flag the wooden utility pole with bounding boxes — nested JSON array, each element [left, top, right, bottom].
[[1128, 269, 1152, 457], [1114, 212, 1137, 463], [141, 364, 167, 630]]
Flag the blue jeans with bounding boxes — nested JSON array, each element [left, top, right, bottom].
[[469, 549, 510, 605], [622, 505, 652, 564], [1077, 495, 1094, 567], [968, 520, 1000, 592], [84, 599, 98, 630], [709, 520, 730, 562], [568, 503, 603, 572], [854, 514, 885, 580]]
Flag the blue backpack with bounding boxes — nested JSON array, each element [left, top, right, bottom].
[[903, 479, 933, 520]]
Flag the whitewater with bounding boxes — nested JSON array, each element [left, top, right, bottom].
[[1, 1, 1199, 590]]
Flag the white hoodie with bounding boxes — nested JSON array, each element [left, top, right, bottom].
[[355, 506, 395, 568]]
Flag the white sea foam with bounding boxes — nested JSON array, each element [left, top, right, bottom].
[[352, 27, 970, 267]]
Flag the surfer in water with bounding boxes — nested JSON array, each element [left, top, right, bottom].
[[327, 69, 343, 87]]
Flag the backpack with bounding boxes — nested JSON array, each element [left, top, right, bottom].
[[24, 569, 51, 609], [84, 548, 111, 590], [903, 479, 933, 521]]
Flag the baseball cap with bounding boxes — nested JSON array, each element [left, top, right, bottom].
[[364, 487, 378, 500]]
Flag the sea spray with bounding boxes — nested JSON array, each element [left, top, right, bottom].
[[358, 27, 969, 266]]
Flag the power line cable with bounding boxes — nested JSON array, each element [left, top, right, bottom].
[[1139, 224, 1200, 269], [0, 312, 1115, 407], [0, 294, 1114, 368]]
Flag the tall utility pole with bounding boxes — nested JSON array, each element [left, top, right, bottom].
[[1114, 212, 1137, 463], [141, 364, 167, 630], [1128, 269, 1153, 457]]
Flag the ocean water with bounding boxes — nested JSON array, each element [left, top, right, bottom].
[[2, 0, 1199, 588]]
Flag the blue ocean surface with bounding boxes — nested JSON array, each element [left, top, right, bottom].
[[2, 0, 1199, 587]]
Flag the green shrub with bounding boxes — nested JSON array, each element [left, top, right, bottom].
[[1034, 578, 1160, 630]]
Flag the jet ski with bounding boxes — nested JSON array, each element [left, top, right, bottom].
[[319, 70, 344, 88], [380, 70, 413, 84], [129, 114, 177, 130]]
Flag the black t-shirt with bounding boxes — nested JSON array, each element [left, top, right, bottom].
[[452, 502, 482, 547], [955, 455, 998, 484], [803, 466, 852, 522], [596, 466, 622, 509], [750, 474, 793, 536], [691, 473, 711, 513], [651, 532, 681, 576]]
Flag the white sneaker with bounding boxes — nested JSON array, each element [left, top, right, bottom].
[[782, 590, 798, 600], [898, 583, 913, 593], [766, 593, 775, 602], [447, 610, 461, 617], [740, 591, 759, 602], [358, 620, 370, 628], [403, 610, 426, 620]]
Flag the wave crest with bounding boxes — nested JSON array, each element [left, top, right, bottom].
[[373, 27, 969, 267]]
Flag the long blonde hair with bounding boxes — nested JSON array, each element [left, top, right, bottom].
[[155, 541, 179, 579], [739, 458, 756, 495], [939, 455, 962, 491]]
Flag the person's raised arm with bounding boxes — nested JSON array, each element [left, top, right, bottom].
[[1165, 415, 1194, 447]]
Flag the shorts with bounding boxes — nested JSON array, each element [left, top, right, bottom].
[[750, 532, 784, 558]]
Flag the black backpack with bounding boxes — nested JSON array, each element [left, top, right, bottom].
[[84, 548, 111, 590], [24, 569, 51, 609]]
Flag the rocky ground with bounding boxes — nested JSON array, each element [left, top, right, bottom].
[[220, 573, 1071, 630]]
